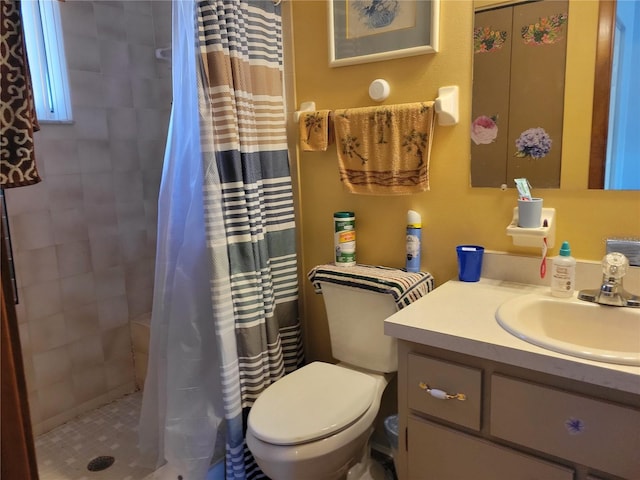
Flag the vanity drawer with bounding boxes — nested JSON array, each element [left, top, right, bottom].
[[407, 353, 482, 430], [490, 374, 640, 479], [408, 416, 574, 480]]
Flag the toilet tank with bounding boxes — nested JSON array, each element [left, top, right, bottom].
[[318, 281, 398, 373]]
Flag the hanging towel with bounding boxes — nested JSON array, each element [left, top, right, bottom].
[[0, 0, 41, 188], [308, 264, 434, 310], [299, 110, 333, 151], [333, 102, 435, 195]]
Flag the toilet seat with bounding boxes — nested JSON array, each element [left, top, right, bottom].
[[248, 362, 377, 446]]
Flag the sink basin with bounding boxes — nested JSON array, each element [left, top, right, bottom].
[[496, 294, 640, 366]]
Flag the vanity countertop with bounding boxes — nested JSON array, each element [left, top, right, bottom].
[[384, 278, 640, 395]]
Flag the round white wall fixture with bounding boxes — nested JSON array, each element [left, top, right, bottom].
[[368, 79, 390, 102]]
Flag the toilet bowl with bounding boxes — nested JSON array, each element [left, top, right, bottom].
[[246, 265, 433, 480], [246, 362, 390, 480]]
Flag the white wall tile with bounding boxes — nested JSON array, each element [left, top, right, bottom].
[[72, 366, 108, 404], [66, 34, 101, 73], [69, 334, 105, 369], [5, 181, 50, 215], [113, 171, 144, 204], [46, 174, 84, 210], [94, 265, 126, 301], [97, 295, 129, 330], [123, 1, 151, 16], [61, 272, 96, 308], [85, 201, 119, 239], [56, 240, 92, 278], [64, 303, 100, 344], [69, 70, 105, 108], [102, 324, 134, 361], [99, 39, 131, 74], [60, 1, 97, 38], [16, 246, 59, 287], [103, 75, 134, 108], [94, 1, 126, 41], [37, 379, 77, 421], [51, 208, 88, 244], [107, 108, 138, 139], [73, 107, 110, 140], [119, 229, 148, 263], [90, 234, 121, 271], [29, 313, 68, 353], [23, 280, 63, 321], [110, 140, 140, 172], [33, 346, 72, 388], [78, 139, 112, 173], [9, 210, 55, 252], [35, 139, 80, 175], [126, 11, 155, 46]]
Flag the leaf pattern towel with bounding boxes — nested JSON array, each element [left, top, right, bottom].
[[333, 102, 435, 195]]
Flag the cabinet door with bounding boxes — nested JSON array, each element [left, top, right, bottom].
[[408, 416, 574, 480], [491, 374, 640, 479]]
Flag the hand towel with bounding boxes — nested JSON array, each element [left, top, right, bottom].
[[308, 263, 434, 310], [333, 102, 435, 195], [299, 110, 333, 151]]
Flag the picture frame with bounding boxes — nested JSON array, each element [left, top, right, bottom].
[[328, 0, 440, 67]]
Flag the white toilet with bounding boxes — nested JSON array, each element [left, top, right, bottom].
[[246, 276, 401, 480]]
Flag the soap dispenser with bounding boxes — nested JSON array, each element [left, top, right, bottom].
[[551, 241, 576, 298]]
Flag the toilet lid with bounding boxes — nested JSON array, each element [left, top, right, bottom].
[[248, 362, 377, 445]]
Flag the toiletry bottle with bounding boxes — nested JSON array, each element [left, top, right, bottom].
[[551, 241, 576, 298], [334, 211, 356, 266], [406, 210, 422, 272]]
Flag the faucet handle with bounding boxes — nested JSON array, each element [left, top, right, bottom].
[[602, 252, 629, 279]]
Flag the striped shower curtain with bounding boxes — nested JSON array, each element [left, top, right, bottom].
[[196, 1, 303, 478]]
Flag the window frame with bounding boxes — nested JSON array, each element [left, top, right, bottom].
[[21, 0, 72, 123]]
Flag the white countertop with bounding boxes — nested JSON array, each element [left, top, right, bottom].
[[384, 278, 640, 395]]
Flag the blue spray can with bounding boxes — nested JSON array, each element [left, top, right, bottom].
[[406, 210, 422, 272]]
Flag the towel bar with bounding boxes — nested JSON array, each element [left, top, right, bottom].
[[294, 83, 459, 126]]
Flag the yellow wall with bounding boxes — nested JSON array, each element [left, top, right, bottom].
[[290, 1, 640, 362]]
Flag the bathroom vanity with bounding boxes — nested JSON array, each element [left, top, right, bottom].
[[384, 254, 640, 480]]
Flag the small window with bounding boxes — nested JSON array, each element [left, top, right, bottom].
[[21, 0, 72, 123]]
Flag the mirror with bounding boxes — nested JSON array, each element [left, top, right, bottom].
[[471, 0, 640, 190], [588, 0, 640, 189]]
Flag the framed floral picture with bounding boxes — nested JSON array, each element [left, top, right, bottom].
[[328, 0, 440, 67]]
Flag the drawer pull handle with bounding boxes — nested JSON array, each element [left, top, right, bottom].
[[418, 382, 467, 401]]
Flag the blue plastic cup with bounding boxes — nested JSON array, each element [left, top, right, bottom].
[[456, 245, 485, 282]]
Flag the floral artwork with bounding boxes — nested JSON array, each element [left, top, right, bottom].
[[347, 0, 416, 39], [521, 13, 568, 46], [471, 115, 499, 145], [515, 127, 552, 159], [565, 418, 585, 435], [474, 26, 507, 54]]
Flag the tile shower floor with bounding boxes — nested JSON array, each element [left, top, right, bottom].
[[35, 391, 153, 480], [35, 390, 396, 480]]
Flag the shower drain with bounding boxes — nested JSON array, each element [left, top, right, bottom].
[[86, 455, 115, 472]]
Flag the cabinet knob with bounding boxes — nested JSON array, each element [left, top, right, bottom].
[[418, 382, 467, 401]]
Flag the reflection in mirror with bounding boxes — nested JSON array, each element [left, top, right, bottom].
[[472, 0, 639, 190], [589, 0, 640, 190], [471, 0, 568, 188]]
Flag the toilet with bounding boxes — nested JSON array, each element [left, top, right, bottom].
[[247, 265, 432, 480]]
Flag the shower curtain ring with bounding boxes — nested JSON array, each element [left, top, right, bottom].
[[273, 0, 282, 5]]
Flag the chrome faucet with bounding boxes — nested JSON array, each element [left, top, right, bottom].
[[578, 252, 640, 307]]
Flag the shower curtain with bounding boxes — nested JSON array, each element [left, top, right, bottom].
[[139, 1, 303, 479]]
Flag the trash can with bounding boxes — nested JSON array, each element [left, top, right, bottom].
[[384, 414, 399, 473]]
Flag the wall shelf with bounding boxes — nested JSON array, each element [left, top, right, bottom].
[[506, 207, 556, 248]]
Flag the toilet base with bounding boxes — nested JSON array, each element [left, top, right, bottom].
[[346, 456, 387, 480], [346, 440, 387, 480]]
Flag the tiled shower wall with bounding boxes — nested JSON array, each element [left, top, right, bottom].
[[5, 0, 172, 435]]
